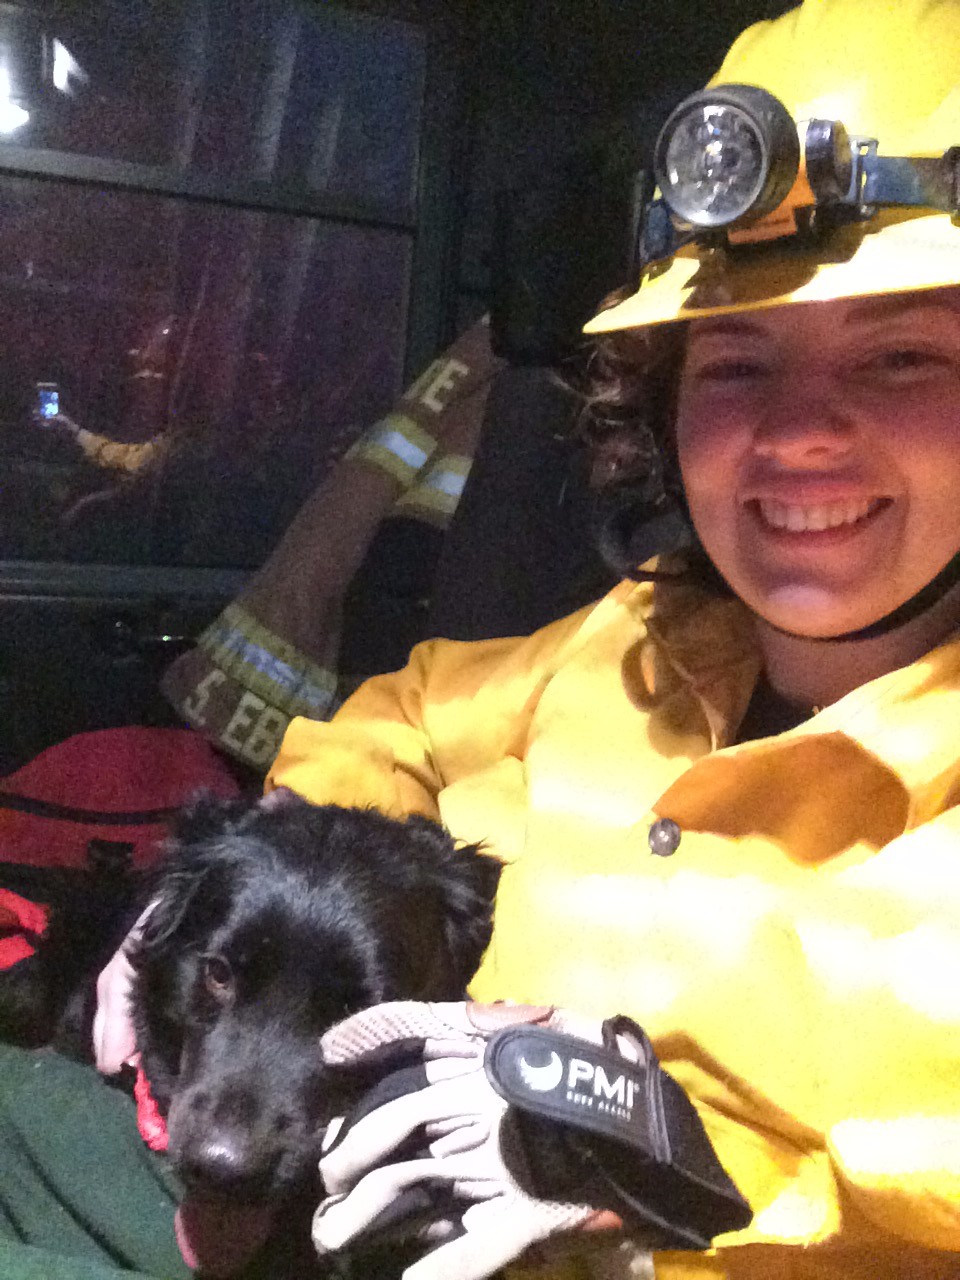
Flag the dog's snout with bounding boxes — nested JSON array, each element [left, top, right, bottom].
[[179, 1132, 278, 1198]]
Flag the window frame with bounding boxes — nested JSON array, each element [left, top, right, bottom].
[[0, 0, 465, 602]]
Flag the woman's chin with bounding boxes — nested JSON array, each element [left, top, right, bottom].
[[746, 582, 889, 640]]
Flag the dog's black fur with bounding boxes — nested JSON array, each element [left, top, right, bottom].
[[0, 790, 501, 1277]]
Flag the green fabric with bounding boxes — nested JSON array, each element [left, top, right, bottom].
[[0, 1242, 171, 1280], [0, 1045, 189, 1279]]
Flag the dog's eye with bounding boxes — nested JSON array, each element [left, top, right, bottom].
[[201, 954, 234, 1000]]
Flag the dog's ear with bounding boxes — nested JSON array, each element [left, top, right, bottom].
[[401, 816, 502, 992], [169, 792, 254, 846], [133, 864, 208, 956], [134, 793, 250, 956]]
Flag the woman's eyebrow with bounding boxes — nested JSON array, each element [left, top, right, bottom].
[[843, 295, 960, 325], [687, 317, 766, 341]]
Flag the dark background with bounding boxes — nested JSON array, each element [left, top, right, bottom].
[[365, 0, 797, 345]]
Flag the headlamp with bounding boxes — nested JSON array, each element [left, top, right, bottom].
[[638, 84, 960, 268], [654, 86, 800, 229]]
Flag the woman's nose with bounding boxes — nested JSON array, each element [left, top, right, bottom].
[[752, 379, 853, 466]]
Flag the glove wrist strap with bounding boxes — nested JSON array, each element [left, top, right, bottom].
[[484, 1019, 752, 1250]]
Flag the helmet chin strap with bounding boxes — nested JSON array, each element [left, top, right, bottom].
[[602, 490, 960, 645], [769, 546, 960, 643]]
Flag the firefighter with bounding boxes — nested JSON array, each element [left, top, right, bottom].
[[265, 2, 960, 1278]]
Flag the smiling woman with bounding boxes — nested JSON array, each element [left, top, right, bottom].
[[261, 3, 960, 1278], [675, 288, 960, 703]]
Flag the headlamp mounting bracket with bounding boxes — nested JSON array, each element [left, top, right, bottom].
[[631, 85, 960, 279]]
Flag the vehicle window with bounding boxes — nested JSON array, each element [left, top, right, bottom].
[[0, 0, 424, 569], [10, 2, 423, 209]]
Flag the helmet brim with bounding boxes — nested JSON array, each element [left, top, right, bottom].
[[584, 210, 960, 334]]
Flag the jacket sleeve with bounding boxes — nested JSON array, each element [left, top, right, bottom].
[[265, 599, 602, 819], [160, 317, 501, 771]]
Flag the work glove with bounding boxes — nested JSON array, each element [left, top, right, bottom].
[[92, 902, 155, 1074], [314, 1001, 752, 1280]]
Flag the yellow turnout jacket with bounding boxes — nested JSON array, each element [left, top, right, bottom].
[[268, 572, 960, 1280]]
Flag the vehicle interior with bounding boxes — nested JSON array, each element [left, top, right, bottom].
[[0, 0, 792, 832]]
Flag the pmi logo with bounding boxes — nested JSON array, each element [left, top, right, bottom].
[[518, 1050, 564, 1092], [517, 1049, 637, 1119]]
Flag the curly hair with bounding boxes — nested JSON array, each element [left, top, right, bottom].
[[573, 307, 726, 592], [578, 317, 686, 492]]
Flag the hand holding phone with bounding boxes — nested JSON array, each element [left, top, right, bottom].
[[36, 382, 60, 421]]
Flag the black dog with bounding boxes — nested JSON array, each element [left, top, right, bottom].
[[0, 789, 501, 1277]]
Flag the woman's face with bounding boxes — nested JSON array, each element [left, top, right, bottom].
[[675, 288, 960, 637]]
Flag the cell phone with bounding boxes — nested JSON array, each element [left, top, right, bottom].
[[36, 382, 60, 420]]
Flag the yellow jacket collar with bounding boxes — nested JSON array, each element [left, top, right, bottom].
[[637, 564, 960, 831]]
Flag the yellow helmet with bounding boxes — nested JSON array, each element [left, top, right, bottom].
[[585, 0, 960, 334]]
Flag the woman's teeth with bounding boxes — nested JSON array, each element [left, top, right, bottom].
[[755, 497, 880, 532]]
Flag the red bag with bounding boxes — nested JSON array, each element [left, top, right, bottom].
[[0, 726, 240, 968], [0, 887, 49, 969]]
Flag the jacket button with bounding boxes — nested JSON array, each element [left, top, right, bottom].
[[648, 817, 681, 857]]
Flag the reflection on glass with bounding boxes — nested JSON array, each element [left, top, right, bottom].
[[51, 38, 88, 96], [0, 1, 425, 210], [0, 4, 86, 135], [0, 179, 411, 568]]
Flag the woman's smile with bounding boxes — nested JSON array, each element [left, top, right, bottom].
[[743, 494, 895, 561], [748, 495, 886, 534]]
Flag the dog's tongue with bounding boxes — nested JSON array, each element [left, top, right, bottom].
[[175, 1194, 275, 1277]]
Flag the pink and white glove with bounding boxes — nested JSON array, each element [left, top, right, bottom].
[[92, 902, 155, 1074], [314, 1002, 751, 1280]]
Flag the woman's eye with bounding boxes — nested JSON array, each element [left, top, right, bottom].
[[861, 348, 951, 377]]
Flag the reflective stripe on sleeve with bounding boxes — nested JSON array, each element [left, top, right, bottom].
[[345, 412, 438, 487], [393, 454, 472, 527], [196, 602, 339, 721]]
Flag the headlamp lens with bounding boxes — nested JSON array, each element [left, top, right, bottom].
[[653, 87, 801, 234], [660, 103, 766, 227]]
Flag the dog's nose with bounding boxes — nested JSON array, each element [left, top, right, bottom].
[[179, 1135, 277, 1198]]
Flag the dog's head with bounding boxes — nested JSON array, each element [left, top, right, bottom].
[[128, 790, 500, 1207]]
